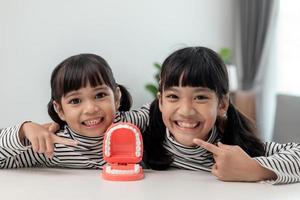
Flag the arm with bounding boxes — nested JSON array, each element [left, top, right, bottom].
[[253, 142, 300, 184], [0, 122, 78, 168], [114, 104, 150, 132], [0, 123, 33, 168], [193, 139, 277, 183]]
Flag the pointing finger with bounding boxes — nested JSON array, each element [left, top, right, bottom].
[[193, 138, 222, 155]]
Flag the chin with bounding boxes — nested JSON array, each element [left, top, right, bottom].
[[79, 130, 103, 137], [172, 136, 194, 147], [182, 141, 197, 147]]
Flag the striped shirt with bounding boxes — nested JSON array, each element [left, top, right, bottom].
[[0, 105, 149, 169], [164, 126, 218, 172], [2, 105, 300, 184], [163, 126, 300, 184]]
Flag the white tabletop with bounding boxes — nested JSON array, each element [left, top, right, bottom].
[[0, 168, 299, 200]]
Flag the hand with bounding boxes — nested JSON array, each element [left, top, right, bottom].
[[19, 122, 78, 158], [193, 138, 277, 182], [42, 122, 60, 133]]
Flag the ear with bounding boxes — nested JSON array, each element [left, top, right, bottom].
[[53, 101, 66, 121], [157, 92, 162, 111], [115, 87, 122, 109], [217, 94, 229, 117]]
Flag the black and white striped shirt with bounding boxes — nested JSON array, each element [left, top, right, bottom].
[[164, 126, 218, 172], [163, 126, 300, 184], [0, 105, 149, 169], [1, 104, 300, 184]]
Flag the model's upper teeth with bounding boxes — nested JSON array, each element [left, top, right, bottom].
[[177, 122, 198, 128], [84, 118, 101, 126]]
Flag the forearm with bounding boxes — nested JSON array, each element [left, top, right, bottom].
[[251, 158, 277, 181], [0, 122, 45, 168], [253, 142, 300, 184], [0, 123, 30, 158]]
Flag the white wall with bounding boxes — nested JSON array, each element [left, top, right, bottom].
[[0, 0, 237, 127]]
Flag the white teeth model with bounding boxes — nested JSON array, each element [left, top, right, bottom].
[[105, 164, 140, 175], [104, 124, 142, 158], [177, 121, 198, 128]]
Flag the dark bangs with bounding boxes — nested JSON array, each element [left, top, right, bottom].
[[51, 54, 117, 101], [160, 47, 229, 98]]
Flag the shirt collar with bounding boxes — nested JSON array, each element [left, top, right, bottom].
[[64, 125, 104, 147]]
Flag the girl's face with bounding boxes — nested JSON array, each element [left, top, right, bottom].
[[158, 86, 228, 147], [54, 83, 120, 137]]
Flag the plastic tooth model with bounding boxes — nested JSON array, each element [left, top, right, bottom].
[[102, 122, 144, 181]]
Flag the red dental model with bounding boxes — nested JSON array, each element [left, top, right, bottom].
[[102, 122, 144, 181]]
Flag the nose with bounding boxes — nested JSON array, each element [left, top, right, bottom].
[[177, 99, 196, 117], [84, 100, 100, 114]]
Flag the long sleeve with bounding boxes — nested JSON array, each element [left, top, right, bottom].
[[0, 123, 35, 168], [114, 104, 150, 132], [0, 124, 106, 169], [253, 142, 300, 184]]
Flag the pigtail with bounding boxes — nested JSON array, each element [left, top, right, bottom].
[[143, 99, 173, 170], [117, 84, 132, 112], [220, 102, 265, 157], [47, 98, 66, 129]]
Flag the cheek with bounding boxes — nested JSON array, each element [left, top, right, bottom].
[[160, 107, 173, 127], [62, 109, 77, 122], [104, 102, 117, 117], [205, 108, 219, 124]]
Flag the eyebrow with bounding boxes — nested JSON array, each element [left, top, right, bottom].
[[166, 87, 212, 93], [193, 88, 213, 93], [64, 85, 110, 98], [64, 91, 80, 98], [93, 85, 110, 92]]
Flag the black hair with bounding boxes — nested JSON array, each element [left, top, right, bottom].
[[143, 47, 265, 170], [47, 53, 132, 128]]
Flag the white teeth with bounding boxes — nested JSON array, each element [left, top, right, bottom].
[[177, 121, 198, 128], [105, 164, 140, 175], [84, 118, 101, 126]]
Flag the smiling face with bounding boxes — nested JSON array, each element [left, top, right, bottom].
[[54, 83, 120, 137], [158, 86, 228, 146]]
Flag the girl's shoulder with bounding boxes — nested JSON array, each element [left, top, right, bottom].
[[115, 104, 150, 121], [55, 126, 72, 138]]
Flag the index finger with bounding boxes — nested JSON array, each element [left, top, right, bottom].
[[52, 135, 78, 146], [193, 138, 222, 155]]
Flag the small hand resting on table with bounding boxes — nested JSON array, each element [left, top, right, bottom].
[[19, 122, 77, 158], [193, 138, 277, 182]]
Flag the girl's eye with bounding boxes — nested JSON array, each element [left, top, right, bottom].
[[166, 94, 178, 100], [95, 92, 107, 99], [195, 95, 208, 101], [69, 98, 81, 104]]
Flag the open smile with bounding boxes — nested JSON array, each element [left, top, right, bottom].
[[174, 121, 200, 129], [82, 117, 104, 128]]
